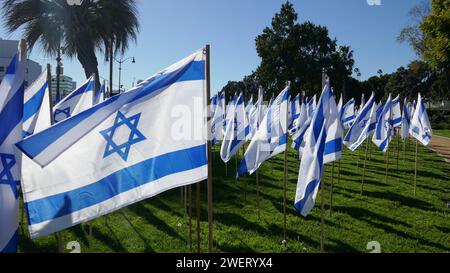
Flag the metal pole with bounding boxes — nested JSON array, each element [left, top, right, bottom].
[[385, 150, 389, 183], [396, 130, 400, 171], [56, 45, 61, 103], [118, 61, 122, 94], [188, 185, 193, 252], [205, 45, 214, 253], [329, 162, 335, 217], [320, 68, 326, 253], [256, 170, 260, 220], [109, 37, 114, 97], [361, 138, 370, 195], [196, 183, 201, 253], [283, 82, 290, 243], [414, 140, 418, 196]]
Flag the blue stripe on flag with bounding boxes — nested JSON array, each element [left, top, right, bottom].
[[23, 82, 48, 123], [325, 138, 342, 156], [0, 84, 25, 146], [17, 60, 205, 159], [0, 229, 18, 253], [26, 144, 207, 226]]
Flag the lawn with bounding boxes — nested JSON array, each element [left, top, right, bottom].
[[435, 130, 450, 139], [18, 137, 450, 253]]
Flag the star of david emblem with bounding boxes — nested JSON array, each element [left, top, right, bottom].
[[54, 107, 71, 121], [0, 153, 20, 199], [100, 111, 147, 161]]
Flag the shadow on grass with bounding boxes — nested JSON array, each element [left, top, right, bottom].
[[215, 212, 266, 234], [91, 225, 129, 253]]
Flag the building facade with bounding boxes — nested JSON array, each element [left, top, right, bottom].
[[0, 39, 42, 88], [50, 75, 77, 103]]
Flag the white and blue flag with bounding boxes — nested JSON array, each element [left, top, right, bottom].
[[340, 98, 356, 129], [401, 99, 411, 140], [53, 75, 96, 123], [289, 94, 301, 132], [93, 84, 107, 105], [212, 93, 225, 145], [294, 80, 342, 217], [337, 94, 343, 114], [23, 68, 52, 137], [238, 86, 289, 177], [292, 96, 312, 153], [409, 93, 432, 146], [372, 95, 393, 152], [368, 102, 383, 135], [0, 45, 26, 253], [220, 93, 249, 163], [392, 95, 402, 128], [344, 93, 376, 151], [15, 49, 208, 238], [247, 87, 264, 140]]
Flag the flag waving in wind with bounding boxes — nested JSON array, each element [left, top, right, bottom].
[[16, 49, 208, 238], [344, 93, 376, 151], [372, 95, 393, 152], [53, 75, 96, 123], [401, 99, 411, 140], [294, 80, 343, 217], [409, 93, 432, 146], [0, 42, 26, 253]]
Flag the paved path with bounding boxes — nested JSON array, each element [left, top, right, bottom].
[[428, 135, 450, 163]]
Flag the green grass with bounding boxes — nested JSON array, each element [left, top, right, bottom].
[[18, 137, 450, 253], [435, 130, 450, 139]]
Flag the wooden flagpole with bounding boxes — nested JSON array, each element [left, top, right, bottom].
[[320, 69, 326, 253], [283, 82, 290, 243], [360, 138, 370, 195], [188, 185, 193, 252], [196, 183, 201, 253], [396, 129, 400, 171], [329, 162, 335, 217], [256, 170, 261, 220], [205, 45, 214, 253], [414, 140, 419, 196]]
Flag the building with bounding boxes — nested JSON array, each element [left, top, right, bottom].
[[50, 74, 77, 103], [0, 39, 42, 88]]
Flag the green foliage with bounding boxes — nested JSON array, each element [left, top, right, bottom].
[[18, 139, 450, 253], [254, 1, 354, 97], [1, 0, 139, 81], [421, 0, 450, 70]]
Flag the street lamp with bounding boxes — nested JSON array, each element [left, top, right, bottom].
[[115, 56, 135, 94]]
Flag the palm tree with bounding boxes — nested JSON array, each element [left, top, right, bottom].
[[2, 0, 139, 87]]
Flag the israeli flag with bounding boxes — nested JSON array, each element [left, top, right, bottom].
[[0, 47, 26, 253], [360, 93, 366, 113], [292, 96, 312, 153], [401, 99, 411, 140], [372, 95, 393, 152], [247, 87, 264, 140], [307, 95, 317, 120], [294, 80, 341, 217], [245, 95, 254, 117], [93, 84, 107, 105], [289, 95, 301, 132], [23, 68, 52, 137], [53, 75, 96, 123], [341, 98, 356, 129], [220, 93, 249, 163], [212, 93, 225, 145], [238, 86, 289, 177], [392, 95, 402, 128], [337, 94, 343, 114], [344, 93, 376, 151], [368, 102, 383, 135], [15, 49, 208, 239], [409, 93, 432, 146]]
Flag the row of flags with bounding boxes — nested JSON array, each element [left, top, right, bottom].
[[211, 80, 432, 219], [0, 42, 433, 253]]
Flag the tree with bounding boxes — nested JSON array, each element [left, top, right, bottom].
[[2, 0, 139, 85], [255, 1, 354, 97], [421, 0, 450, 70]]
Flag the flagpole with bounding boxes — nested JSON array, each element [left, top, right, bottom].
[[361, 138, 370, 195], [196, 183, 201, 253], [204, 45, 214, 253], [396, 129, 400, 171], [256, 170, 261, 220], [188, 185, 193, 252], [283, 81, 290, 243], [384, 149, 389, 183], [329, 162, 335, 217], [320, 69, 326, 253], [414, 140, 418, 196]]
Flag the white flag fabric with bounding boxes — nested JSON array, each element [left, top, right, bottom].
[[93, 84, 107, 105], [401, 99, 411, 140], [392, 95, 402, 128], [53, 75, 95, 123], [344, 93, 376, 151], [247, 87, 264, 140], [220, 93, 249, 163], [341, 98, 356, 129], [337, 94, 343, 115], [292, 96, 311, 154], [288, 95, 301, 132], [0, 47, 26, 253], [211, 93, 225, 145], [409, 93, 432, 146], [368, 102, 383, 135], [237, 86, 289, 177], [307, 95, 317, 120], [294, 80, 341, 217], [23, 68, 52, 137], [16, 49, 208, 239], [372, 95, 393, 152]]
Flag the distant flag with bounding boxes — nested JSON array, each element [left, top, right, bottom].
[[307, 95, 317, 120], [392, 95, 402, 128], [238, 86, 289, 177], [212, 93, 225, 145], [16, 49, 208, 238], [22, 68, 52, 137], [93, 84, 107, 105], [245, 95, 254, 117], [291, 96, 312, 154], [337, 94, 343, 114], [372, 94, 393, 152], [294, 80, 342, 217], [53, 75, 96, 123], [401, 99, 411, 140], [0, 42, 26, 253], [289, 94, 301, 132], [344, 93, 376, 151], [368, 102, 383, 135], [409, 93, 432, 146], [220, 93, 249, 163], [247, 87, 264, 140], [360, 93, 366, 112], [341, 98, 356, 129]]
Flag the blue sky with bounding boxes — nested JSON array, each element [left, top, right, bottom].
[[0, 0, 423, 94]]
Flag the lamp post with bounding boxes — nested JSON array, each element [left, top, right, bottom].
[[115, 56, 135, 94]]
